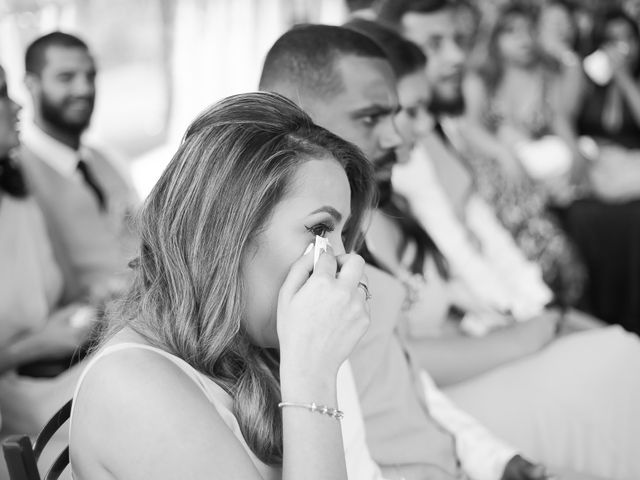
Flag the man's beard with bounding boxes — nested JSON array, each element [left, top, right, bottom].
[[428, 87, 465, 117], [373, 150, 397, 208], [41, 94, 93, 135]]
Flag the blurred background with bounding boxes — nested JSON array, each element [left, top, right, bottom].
[[0, 0, 347, 195], [0, 0, 638, 195]]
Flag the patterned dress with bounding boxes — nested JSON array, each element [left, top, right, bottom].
[[443, 119, 587, 307]]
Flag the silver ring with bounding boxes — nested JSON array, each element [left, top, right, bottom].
[[357, 282, 372, 301]]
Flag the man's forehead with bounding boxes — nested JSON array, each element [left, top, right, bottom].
[[333, 55, 398, 111], [402, 10, 456, 44], [43, 46, 94, 71]]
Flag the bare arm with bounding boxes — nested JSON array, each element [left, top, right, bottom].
[[72, 250, 370, 480], [0, 304, 92, 375], [405, 312, 559, 387]]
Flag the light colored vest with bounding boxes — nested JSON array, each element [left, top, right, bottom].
[[350, 265, 466, 480], [20, 145, 138, 303]]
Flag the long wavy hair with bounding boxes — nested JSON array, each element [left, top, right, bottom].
[[100, 92, 375, 465]]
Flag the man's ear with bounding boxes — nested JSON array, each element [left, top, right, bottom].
[[24, 72, 40, 97]]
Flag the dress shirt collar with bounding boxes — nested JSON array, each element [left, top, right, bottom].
[[21, 121, 87, 178]]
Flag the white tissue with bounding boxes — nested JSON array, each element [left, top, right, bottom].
[[313, 236, 330, 267]]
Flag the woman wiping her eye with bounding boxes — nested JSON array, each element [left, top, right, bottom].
[[69, 92, 376, 480]]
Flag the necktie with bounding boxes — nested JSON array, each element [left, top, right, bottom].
[[77, 159, 107, 211], [0, 156, 28, 198]]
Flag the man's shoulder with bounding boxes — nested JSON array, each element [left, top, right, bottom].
[[18, 144, 61, 179], [82, 144, 139, 200]]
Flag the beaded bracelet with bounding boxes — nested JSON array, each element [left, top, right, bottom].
[[278, 401, 344, 420]]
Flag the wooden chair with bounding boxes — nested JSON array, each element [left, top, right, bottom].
[[2, 399, 72, 480]]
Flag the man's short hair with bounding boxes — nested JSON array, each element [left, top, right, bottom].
[[344, 19, 426, 79], [377, 0, 451, 30], [259, 24, 388, 99], [25, 31, 89, 75]]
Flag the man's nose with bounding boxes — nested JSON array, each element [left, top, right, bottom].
[[379, 116, 403, 151], [444, 38, 465, 68], [73, 74, 95, 97]]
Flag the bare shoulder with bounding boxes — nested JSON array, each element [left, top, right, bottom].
[[71, 346, 264, 480]]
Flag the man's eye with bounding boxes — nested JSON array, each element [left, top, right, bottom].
[[361, 114, 380, 127]]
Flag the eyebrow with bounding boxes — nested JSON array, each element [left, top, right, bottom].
[[310, 206, 343, 223], [351, 103, 400, 118]]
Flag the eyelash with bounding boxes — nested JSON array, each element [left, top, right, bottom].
[[305, 222, 334, 238]]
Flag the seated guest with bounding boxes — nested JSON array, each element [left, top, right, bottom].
[[342, 17, 583, 374], [71, 92, 378, 480], [0, 65, 93, 476], [353, 5, 640, 476], [20, 32, 138, 305], [578, 7, 640, 149], [380, 0, 587, 307], [464, 3, 584, 200], [260, 23, 621, 480], [576, 7, 640, 200], [556, 7, 640, 333]]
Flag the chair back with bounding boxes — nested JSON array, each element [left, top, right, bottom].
[[2, 399, 72, 480]]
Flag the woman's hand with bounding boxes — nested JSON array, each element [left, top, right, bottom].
[[277, 247, 370, 383]]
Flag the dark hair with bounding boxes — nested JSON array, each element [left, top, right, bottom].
[[259, 24, 388, 98], [344, 18, 427, 78], [102, 91, 374, 466], [378, 0, 451, 30], [591, 8, 640, 75], [25, 31, 89, 75]]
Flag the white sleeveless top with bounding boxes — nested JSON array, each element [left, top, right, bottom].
[[70, 342, 280, 480]]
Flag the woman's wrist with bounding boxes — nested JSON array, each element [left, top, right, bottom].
[[279, 361, 338, 406]]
